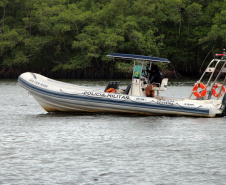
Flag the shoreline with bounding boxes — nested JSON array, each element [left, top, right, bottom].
[[0, 68, 185, 80]]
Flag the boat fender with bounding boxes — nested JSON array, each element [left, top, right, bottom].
[[193, 83, 207, 98], [211, 83, 226, 97], [106, 88, 115, 93]]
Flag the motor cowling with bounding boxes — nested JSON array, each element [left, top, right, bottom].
[[222, 93, 226, 117], [222, 93, 226, 107]]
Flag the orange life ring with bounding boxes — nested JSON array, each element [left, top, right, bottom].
[[193, 83, 207, 98], [211, 83, 225, 97], [106, 88, 115, 93]]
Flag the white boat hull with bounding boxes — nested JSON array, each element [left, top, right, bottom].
[[18, 72, 224, 117]]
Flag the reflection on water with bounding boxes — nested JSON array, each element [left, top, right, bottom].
[[0, 79, 226, 184]]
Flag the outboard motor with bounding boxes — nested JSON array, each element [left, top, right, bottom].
[[222, 93, 226, 117]]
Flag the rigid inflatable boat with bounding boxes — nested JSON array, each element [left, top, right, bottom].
[[18, 53, 226, 117]]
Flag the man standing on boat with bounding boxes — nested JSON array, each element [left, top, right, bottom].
[[144, 64, 163, 97]]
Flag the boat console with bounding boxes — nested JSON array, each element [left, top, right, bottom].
[[107, 53, 170, 97]]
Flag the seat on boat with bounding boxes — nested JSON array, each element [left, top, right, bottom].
[[123, 83, 131, 94], [104, 81, 120, 92], [152, 78, 168, 96]]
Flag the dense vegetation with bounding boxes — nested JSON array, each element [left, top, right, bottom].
[[0, 0, 225, 79]]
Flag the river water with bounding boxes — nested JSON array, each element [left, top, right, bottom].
[[0, 79, 226, 185]]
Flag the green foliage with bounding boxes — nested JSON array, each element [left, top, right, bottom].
[[199, 0, 225, 62], [204, 0, 226, 42], [185, 2, 203, 25], [0, 0, 225, 77]]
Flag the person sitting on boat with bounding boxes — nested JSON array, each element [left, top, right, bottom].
[[144, 64, 163, 97]]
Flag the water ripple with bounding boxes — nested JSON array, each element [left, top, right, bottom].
[[0, 80, 226, 184]]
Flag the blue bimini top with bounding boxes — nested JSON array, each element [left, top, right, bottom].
[[107, 53, 170, 63]]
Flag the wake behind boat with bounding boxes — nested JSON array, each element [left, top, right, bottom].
[[18, 53, 226, 117]]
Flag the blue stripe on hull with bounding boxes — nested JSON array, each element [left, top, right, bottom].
[[18, 77, 210, 116]]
